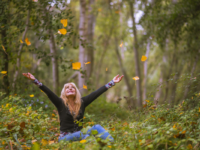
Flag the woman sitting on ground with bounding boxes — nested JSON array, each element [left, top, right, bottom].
[[22, 72, 124, 142]]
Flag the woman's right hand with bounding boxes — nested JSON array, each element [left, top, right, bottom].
[[22, 72, 35, 81]]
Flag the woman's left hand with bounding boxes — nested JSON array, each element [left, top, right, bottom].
[[113, 74, 124, 83]]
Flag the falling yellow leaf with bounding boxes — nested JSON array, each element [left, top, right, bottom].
[[85, 62, 91, 65], [119, 42, 123, 47], [58, 28, 67, 35], [107, 146, 112, 148], [133, 76, 139, 80], [1, 45, 7, 55], [115, 10, 120, 14], [41, 139, 48, 146], [72, 62, 81, 70], [6, 103, 9, 107], [25, 38, 31, 46], [60, 19, 68, 27], [106, 68, 108, 71], [98, 8, 102, 12], [145, 100, 150, 103], [1, 71, 7, 74], [52, 113, 55, 117], [29, 94, 34, 97], [83, 84, 87, 89], [141, 55, 147, 62], [80, 139, 87, 143]]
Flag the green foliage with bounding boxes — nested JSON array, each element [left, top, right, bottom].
[[1, 93, 200, 149]]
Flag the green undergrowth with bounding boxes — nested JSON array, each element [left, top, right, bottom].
[[1, 93, 200, 150]]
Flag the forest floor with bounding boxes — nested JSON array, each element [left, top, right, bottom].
[[1, 94, 200, 150]]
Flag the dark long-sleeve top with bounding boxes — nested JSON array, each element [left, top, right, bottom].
[[39, 83, 112, 133]]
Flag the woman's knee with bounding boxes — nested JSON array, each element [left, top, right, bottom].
[[94, 124, 102, 128]]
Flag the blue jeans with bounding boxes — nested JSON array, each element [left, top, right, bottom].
[[58, 124, 114, 142]]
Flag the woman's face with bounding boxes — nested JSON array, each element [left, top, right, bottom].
[[65, 84, 76, 98]]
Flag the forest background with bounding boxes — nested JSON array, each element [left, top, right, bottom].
[[1, 0, 200, 149]]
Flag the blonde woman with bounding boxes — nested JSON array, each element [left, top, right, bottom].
[[22, 72, 124, 142]]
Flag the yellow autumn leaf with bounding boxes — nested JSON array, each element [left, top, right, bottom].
[[145, 100, 150, 103], [52, 113, 55, 117], [133, 76, 139, 80], [187, 144, 193, 150], [107, 146, 112, 148], [83, 84, 87, 89], [1, 71, 7, 74], [80, 139, 87, 143], [29, 94, 34, 97], [119, 42, 123, 47], [9, 108, 13, 112], [141, 55, 147, 61], [60, 19, 68, 27], [111, 127, 115, 131], [41, 139, 48, 146], [6, 103, 9, 107], [58, 28, 67, 35], [72, 62, 81, 70], [98, 8, 102, 12], [85, 62, 91, 65], [25, 38, 31, 46], [2, 141, 5, 145], [106, 68, 108, 71], [20, 40, 23, 43], [2, 45, 5, 51]]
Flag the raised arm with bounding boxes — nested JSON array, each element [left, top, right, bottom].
[[22, 72, 63, 109], [82, 74, 124, 107]]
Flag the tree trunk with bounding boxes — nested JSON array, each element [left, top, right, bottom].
[[143, 39, 150, 101], [1, 3, 10, 96], [114, 37, 133, 106], [183, 56, 199, 100], [79, 0, 87, 94], [85, 0, 95, 79], [49, 29, 59, 95], [13, 9, 30, 91], [130, 2, 142, 108]]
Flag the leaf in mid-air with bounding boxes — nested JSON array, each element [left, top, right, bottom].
[[58, 29, 67, 35], [72, 62, 81, 70], [1, 71, 7, 74], [119, 42, 123, 47], [83, 84, 87, 89], [20, 40, 23, 43], [85, 62, 90, 65], [60, 19, 68, 27], [133, 76, 139, 80], [25, 38, 31, 46], [106, 68, 108, 71], [141, 55, 147, 61]]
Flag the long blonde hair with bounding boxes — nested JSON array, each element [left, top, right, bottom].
[[60, 82, 82, 119]]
